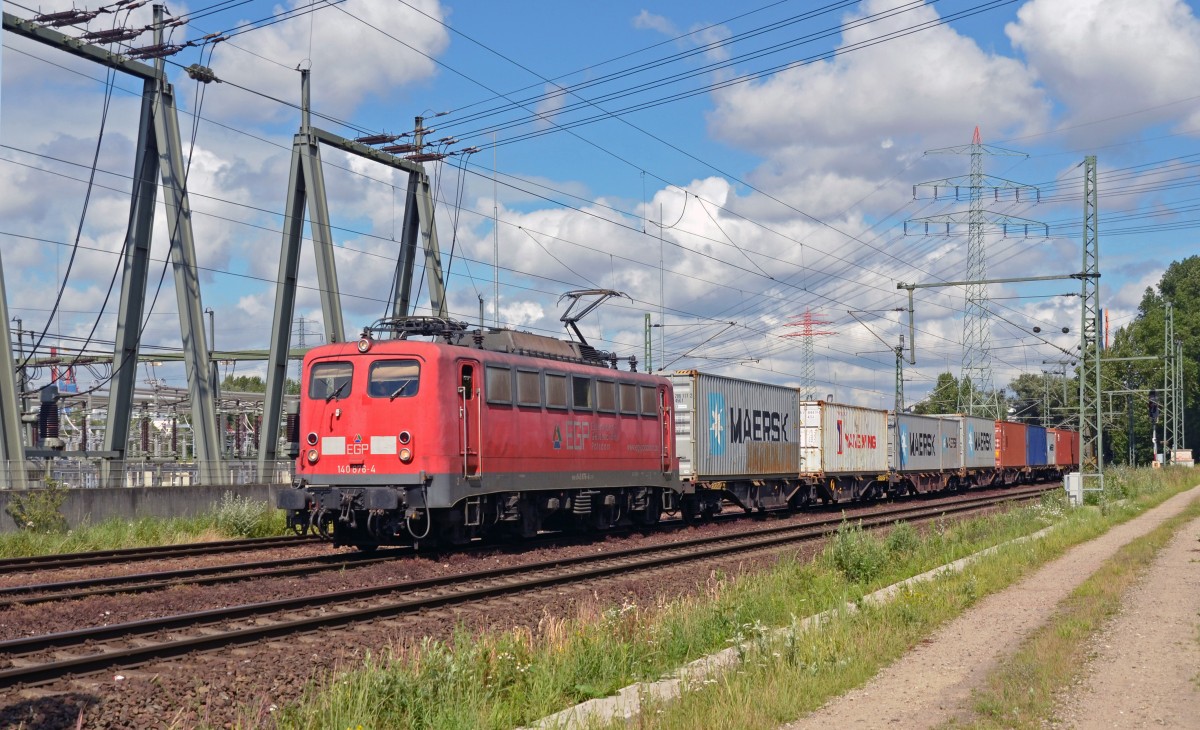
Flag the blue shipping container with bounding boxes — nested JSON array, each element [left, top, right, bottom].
[[1026, 425, 1048, 466]]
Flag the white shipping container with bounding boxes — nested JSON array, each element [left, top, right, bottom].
[[799, 401, 889, 475], [670, 371, 800, 480]]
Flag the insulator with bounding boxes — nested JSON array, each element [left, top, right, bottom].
[[407, 153, 447, 162], [355, 134, 400, 146], [128, 43, 185, 59], [171, 418, 178, 454], [185, 64, 218, 84], [285, 411, 300, 459], [81, 413, 88, 451], [38, 388, 60, 441], [141, 417, 150, 452], [37, 10, 99, 27], [82, 27, 145, 43], [381, 143, 419, 154]]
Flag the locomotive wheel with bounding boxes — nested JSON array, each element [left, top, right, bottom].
[[356, 543, 379, 552], [633, 491, 662, 526]]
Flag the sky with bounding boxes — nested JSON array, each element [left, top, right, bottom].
[[1, 0, 1199, 411]]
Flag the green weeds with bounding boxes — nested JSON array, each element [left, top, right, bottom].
[[0, 491, 286, 558]]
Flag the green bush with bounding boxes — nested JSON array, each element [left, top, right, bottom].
[[826, 520, 888, 584], [214, 491, 276, 538], [4, 479, 68, 533]]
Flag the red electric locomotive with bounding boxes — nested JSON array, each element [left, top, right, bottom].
[[276, 317, 684, 548]]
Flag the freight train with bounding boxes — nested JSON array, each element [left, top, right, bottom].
[[276, 318, 1080, 549]]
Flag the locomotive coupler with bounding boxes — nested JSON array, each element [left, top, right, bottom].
[[339, 492, 358, 528]]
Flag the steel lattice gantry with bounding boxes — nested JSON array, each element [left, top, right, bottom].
[[257, 71, 447, 476], [1079, 155, 1103, 487], [1163, 302, 1177, 463], [4, 8, 223, 485]]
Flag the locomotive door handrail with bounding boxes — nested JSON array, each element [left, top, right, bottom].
[[660, 385, 672, 474], [458, 360, 482, 479]]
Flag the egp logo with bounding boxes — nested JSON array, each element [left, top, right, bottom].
[[708, 392, 726, 456]]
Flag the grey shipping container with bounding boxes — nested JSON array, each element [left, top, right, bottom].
[[933, 414, 996, 470], [894, 413, 960, 472], [800, 401, 889, 476], [670, 371, 800, 480]]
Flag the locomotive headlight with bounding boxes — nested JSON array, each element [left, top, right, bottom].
[[306, 448, 320, 464], [398, 430, 411, 445], [399, 447, 413, 463], [306, 432, 318, 446], [357, 336, 372, 353]]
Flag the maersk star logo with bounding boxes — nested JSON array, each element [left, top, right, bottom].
[[708, 392, 726, 455], [710, 405, 724, 441]]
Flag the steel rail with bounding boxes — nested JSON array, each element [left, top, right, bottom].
[[0, 550, 396, 607], [0, 487, 1050, 688], [0, 535, 320, 575]]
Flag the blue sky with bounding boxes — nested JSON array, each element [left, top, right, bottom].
[[2, 0, 1199, 408]]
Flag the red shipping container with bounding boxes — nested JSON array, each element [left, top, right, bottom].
[[995, 421, 1028, 468], [1053, 429, 1079, 467]]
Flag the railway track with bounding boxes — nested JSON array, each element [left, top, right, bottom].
[[0, 534, 320, 575], [0, 484, 1047, 607], [0, 485, 1051, 688]]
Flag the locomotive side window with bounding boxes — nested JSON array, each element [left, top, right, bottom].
[[461, 365, 474, 400], [485, 366, 513, 404], [367, 360, 420, 399], [516, 369, 541, 407], [545, 373, 568, 409], [596, 380, 617, 413], [571, 376, 594, 411], [639, 385, 658, 416], [619, 382, 638, 415], [309, 361, 353, 401]]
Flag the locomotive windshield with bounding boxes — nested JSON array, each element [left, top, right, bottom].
[[309, 361, 353, 401], [368, 359, 421, 399]]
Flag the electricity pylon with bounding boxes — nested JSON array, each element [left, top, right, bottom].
[[907, 127, 1046, 419], [784, 309, 836, 399]]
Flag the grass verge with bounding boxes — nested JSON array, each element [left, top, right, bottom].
[[0, 491, 286, 558], [949, 492, 1200, 728], [260, 468, 1198, 730]]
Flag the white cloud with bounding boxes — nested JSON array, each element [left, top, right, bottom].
[[1006, 0, 1200, 138], [706, 0, 1051, 223], [203, 0, 450, 124], [710, 0, 1049, 152], [632, 10, 677, 36]]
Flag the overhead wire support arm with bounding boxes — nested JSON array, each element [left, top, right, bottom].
[[3, 11, 160, 80], [896, 272, 1083, 369]]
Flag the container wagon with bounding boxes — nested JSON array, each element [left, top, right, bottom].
[[799, 400, 890, 502], [671, 371, 801, 514], [671, 371, 889, 510], [891, 413, 962, 492], [995, 421, 1029, 485], [1050, 428, 1080, 470]]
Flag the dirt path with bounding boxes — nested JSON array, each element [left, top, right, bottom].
[[780, 485, 1200, 730], [1053, 511, 1200, 729]]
